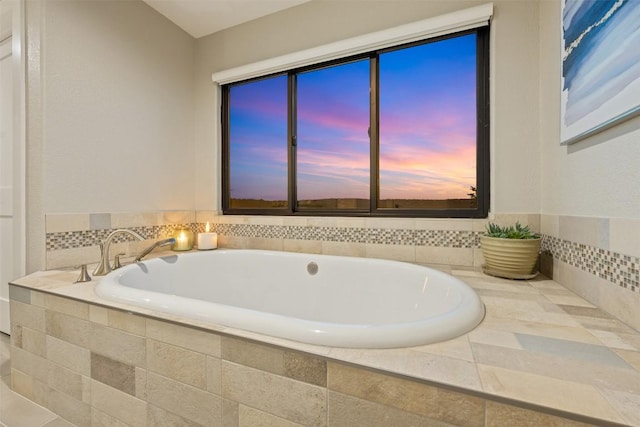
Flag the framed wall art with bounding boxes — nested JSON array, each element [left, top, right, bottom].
[[561, 0, 640, 145]]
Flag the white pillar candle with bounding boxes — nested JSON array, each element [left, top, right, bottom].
[[197, 222, 217, 250]]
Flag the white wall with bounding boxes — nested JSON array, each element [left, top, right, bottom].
[[26, 0, 196, 270], [539, 0, 640, 219], [193, 0, 542, 215]]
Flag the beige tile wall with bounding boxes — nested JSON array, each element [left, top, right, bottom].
[[10, 286, 604, 427]]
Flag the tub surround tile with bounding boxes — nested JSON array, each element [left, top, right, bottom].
[[327, 391, 458, 427], [223, 398, 240, 427], [478, 317, 605, 345], [46, 311, 91, 348], [91, 407, 132, 427], [47, 363, 87, 402], [415, 246, 473, 266], [283, 238, 323, 254], [10, 367, 34, 400], [559, 216, 610, 249], [89, 324, 146, 367], [89, 213, 112, 231], [110, 212, 162, 229], [610, 218, 640, 259], [540, 214, 560, 238], [239, 405, 305, 427], [10, 300, 45, 332], [90, 380, 146, 427], [484, 401, 594, 427], [146, 403, 204, 427], [601, 388, 640, 427], [283, 351, 327, 387], [46, 335, 91, 376], [614, 349, 640, 371], [222, 361, 327, 427], [590, 330, 640, 351], [37, 382, 92, 427], [401, 349, 483, 392], [146, 318, 221, 358], [472, 343, 640, 394], [579, 317, 639, 335], [468, 329, 524, 350], [412, 335, 475, 362], [46, 213, 91, 233], [206, 356, 222, 395], [559, 304, 614, 319], [161, 211, 195, 225], [328, 362, 484, 426], [463, 277, 542, 295], [543, 292, 600, 308], [321, 241, 366, 257], [44, 294, 89, 320], [483, 299, 583, 328], [8, 285, 31, 304], [89, 305, 109, 325], [365, 243, 415, 262], [477, 364, 627, 424], [42, 416, 77, 427], [91, 352, 136, 396], [146, 371, 222, 426], [557, 262, 640, 331], [20, 327, 46, 358], [9, 264, 640, 426], [146, 339, 207, 390], [514, 334, 633, 368], [106, 309, 146, 336]]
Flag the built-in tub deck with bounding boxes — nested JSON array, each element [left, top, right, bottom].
[[9, 256, 640, 426]]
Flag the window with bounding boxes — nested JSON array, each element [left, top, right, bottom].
[[222, 28, 489, 217]]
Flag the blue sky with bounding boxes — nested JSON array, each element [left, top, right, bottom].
[[229, 33, 477, 201]]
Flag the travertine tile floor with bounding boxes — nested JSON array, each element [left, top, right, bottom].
[[0, 333, 74, 427]]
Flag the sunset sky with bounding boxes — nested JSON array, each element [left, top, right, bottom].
[[229, 33, 477, 202]]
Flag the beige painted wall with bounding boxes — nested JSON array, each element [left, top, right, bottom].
[[193, 0, 542, 214], [539, 0, 640, 219], [36, 0, 196, 214], [25, 0, 196, 270]]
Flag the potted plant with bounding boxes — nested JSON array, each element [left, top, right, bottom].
[[480, 222, 541, 279]]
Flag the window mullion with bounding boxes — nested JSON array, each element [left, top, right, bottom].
[[370, 55, 379, 214], [288, 72, 297, 214]]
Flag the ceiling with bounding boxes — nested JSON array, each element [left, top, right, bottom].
[[142, 0, 311, 39]]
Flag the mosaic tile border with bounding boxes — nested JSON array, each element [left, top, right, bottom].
[[46, 223, 483, 250], [45, 224, 193, 251], [45, 222, 639, 293], [542, 235, 640, 292]]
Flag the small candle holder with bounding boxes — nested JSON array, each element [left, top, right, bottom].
[[197, 222, 218, 250], [171, 227, 194, 251]]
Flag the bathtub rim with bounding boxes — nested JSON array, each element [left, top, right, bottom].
[[96, 249, 486, 349]]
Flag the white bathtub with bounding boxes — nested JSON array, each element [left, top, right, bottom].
[[96, 249, 484, 348]]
